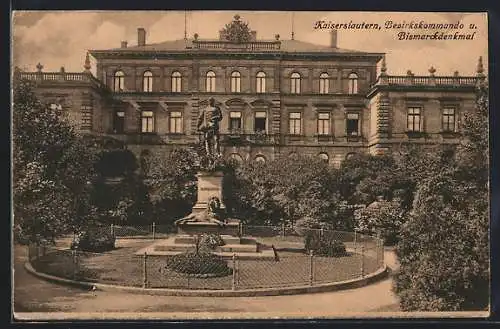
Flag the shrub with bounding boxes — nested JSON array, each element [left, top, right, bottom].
[[304, 232, 347, 257], [70, 226, 115, 252], [165, 251, 232, 277], [199, 233, 225, 251], [354, 201, 405, 246]]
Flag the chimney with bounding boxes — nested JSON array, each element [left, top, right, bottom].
[[330, 29, 338, 48], [138, 28, 146, 46], [121, 41, 128, 48]]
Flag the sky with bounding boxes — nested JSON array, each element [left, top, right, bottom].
[[12, 11, 488, 77]]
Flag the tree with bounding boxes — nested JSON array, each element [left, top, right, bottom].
[[338, 153, 397, 205], [354, 199, 405, 245], [394, 81, 489, 311], [231, 155, 343, 229], [12, 79, 98, 243], [142, 148, 198, 227]]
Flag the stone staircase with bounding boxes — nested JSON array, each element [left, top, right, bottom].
[[136, 234, 275, 260]]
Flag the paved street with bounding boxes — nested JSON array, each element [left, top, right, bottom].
[[13, 244, 400, 319]]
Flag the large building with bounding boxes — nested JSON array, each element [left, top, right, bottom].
[[15, 15, 485, 167]]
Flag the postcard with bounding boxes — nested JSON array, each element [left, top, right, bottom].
[[11, 10, 489, 320]]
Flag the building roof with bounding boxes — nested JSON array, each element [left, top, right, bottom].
[[101, 38, 372, 54]]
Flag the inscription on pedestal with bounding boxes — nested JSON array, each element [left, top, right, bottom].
[[197, 172, 224, 205]]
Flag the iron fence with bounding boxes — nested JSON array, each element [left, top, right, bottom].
[[27, 226, 384, 291]]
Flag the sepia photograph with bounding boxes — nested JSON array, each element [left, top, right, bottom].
[[11, 10, 490, 320]]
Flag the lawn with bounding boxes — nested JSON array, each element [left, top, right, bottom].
[[31, 238, 382, 290]]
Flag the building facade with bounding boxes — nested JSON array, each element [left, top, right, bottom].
[[15, 15, 486, 167]]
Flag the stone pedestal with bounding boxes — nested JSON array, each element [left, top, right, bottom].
[[176, 219, 241, 236], [192, 171, 225, 214]]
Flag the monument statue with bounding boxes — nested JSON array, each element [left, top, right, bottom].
[[197, 97, 223, 157], [175, 196, 227, 226]]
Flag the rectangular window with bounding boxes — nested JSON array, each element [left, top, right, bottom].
[[141, 110, 154, 133], [229, 111, 242, 132], [317, 112, 330, 135], [289, 112, 302, 135], [254, 111, 267, 132], [346, 113, 359, 136], [80, 105, 93, 130], [114, 111, 125, 133], [442, 108, 456, 132], [169, 111, 183, 133], [407, 107, 422, 132]]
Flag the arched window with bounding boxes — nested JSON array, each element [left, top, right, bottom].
[[206, 71, 216, 92], [254, 155, 266, 163], [256, 71, 266, 93], [291, 72, 301, 94], [319, 73, 329, 94], [143, 71, 153, 92], [318, 152, 329, 163], [348, 73, 358, 94], [231, 71, 241, 93], [113, 70, 125, 92], [171, 71, 182, 93]]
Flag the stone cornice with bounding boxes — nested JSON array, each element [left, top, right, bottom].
[[89, 50, 384, 62]]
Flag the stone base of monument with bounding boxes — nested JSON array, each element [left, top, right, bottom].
[[136, 234, 275, 260], [176, 219, 240, 236]]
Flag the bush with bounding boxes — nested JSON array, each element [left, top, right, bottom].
[[354, 201, 405, 246], [304, 232, 347, 257], [70, 227, 115, 252], [199, 233, 225, 251], [165, 251, 232, 277]]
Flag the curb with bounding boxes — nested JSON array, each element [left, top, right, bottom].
[[24, 261, 388, 297]]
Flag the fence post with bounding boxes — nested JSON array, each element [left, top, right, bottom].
[[360, 244, 365, 278], [111, 223, 115, 237], [142, 252, 148, 288], [72, 249, 77, 280], [152, 222, 156, 240], [232, 253, 237, 291], [381, 239, 385, 267], [320, 227, 324, 240], [309, 250, 314, 286], [281, 221, 285, 238], [353, 230, 357, 251]]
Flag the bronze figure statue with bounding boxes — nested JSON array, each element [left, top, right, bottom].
[[175, 196, 227, 226], [197, 97, 223, 157]]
